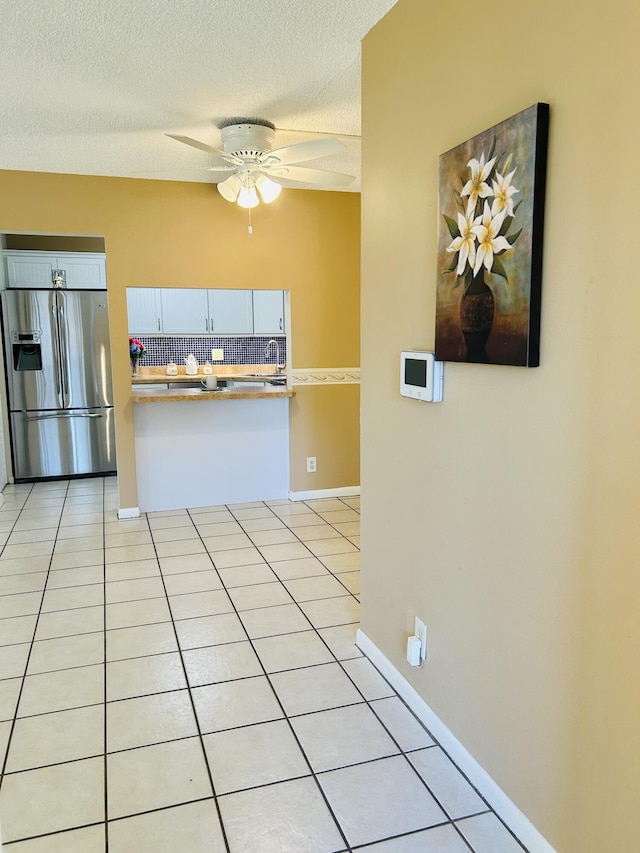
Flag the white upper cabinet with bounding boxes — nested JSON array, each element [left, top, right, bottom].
[[209, 289, 254, 334], [253, 290, 285, 334], [127, 288, 162, 334], [58, 255, 106, 289], [4, 251, 107, 289], [160, 289, 209, 334], [125, 287, 286, 336]]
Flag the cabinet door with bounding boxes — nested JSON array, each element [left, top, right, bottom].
[[4, 251, 107, 290], [127, 288, 162, 334], [253, 290, 285, 334], [5, 253, 57, 288], [58, 253, 107, 289], [209, 290, 254, 333], [160, 289, 209, 334]]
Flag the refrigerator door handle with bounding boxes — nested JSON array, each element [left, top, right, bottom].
[[57, 294, 70, 405], [24, 412, 104, 421], [49, 293, 62, 399]]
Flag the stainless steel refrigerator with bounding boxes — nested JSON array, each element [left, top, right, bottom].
[[1, 288, 116, 480]]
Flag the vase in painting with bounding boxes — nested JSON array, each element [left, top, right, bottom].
[[460, 271, 494, 357]]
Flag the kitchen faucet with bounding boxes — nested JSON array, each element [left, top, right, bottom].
[[264, 339, 285, 374]]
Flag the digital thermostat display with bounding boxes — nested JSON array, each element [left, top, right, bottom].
[[400, 351, 443, 402]]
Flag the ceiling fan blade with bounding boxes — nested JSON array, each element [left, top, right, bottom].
[[166, 134, 242, 165], [262, 164, 355, 187], [205, 166, 237, 174], [260, 138, 345, 166], [217, 174, 243, 202]]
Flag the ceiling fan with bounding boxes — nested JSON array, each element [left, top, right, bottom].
[[167, 117, 355, 209]]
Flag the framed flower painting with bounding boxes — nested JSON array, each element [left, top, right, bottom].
[[435, 103, 549, 367]]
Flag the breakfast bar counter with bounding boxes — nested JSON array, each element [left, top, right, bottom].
[[132, 386, 291, 512], [132, 385, 293, 403]]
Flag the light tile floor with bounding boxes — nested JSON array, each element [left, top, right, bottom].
[[0, 478, 527, 852]]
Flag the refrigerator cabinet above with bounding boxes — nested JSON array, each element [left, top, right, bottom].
[[3, 251, 107, 290]]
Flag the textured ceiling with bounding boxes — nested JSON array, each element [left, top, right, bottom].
[[0, 0, 398, 192]]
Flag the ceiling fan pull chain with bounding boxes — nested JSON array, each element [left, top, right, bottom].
[[247, 205, 253, 236]]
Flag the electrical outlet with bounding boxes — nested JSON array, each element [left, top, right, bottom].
[[306, 456, 317, 473], [211, 348, 224, 361], [414, 617, 427, 661]]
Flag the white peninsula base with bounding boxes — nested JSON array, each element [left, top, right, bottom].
[[133, 397, 290, 512]]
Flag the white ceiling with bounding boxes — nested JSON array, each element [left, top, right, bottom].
[[0, 0, 398, 193]]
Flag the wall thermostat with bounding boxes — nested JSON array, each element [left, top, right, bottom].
[[400, 351, 444, 402]]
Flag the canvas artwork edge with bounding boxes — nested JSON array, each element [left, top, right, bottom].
[[434, 103, 550, 368]]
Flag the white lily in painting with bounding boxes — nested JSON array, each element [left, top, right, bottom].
[[491, 168, 519, 217], [446, 203, 478, 276], [461, 153, 496, 208], [471, 202, 511, 275]]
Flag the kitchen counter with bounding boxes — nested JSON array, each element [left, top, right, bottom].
[[131, 365, 287, 384], [132, 386, 293, 403], [132, 383, 291, 512]]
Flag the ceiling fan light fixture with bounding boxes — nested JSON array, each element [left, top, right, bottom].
[[237, 180, 259, 209], [217, 174, 242, 203], [255, 175, 282, 204]]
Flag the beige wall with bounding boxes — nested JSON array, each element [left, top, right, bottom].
[[290, 385, 360, 492], [362, 1, 640, 851], [0, 170, 360, 506]]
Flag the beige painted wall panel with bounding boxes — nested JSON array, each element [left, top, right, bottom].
[[362, 0, 640, 850], [289, 384, 360, 493], [0, 171, 360, 507]]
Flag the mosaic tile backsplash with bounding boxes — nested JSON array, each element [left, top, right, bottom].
[[133, 336, 287, 368]]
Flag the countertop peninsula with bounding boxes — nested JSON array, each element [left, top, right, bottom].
[[132, 386, 293, 403], [130, 364, 292, 402]]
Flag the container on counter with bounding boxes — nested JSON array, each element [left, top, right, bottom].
[[184, 354, 199, 375]]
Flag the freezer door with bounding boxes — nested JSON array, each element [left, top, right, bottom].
[[10, 408, 116, 480], [57, 290, 113, 409], [1, 290, 63, 411]]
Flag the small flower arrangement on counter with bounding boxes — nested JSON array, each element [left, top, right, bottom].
[[129, 337, 146, 377]]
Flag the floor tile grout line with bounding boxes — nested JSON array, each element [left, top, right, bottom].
[[348, 820, 474, 852], [147, 519, 232, 853], [11, 697, 105, 723], [3, 749, 110, 779], [101, 793, 227, 831], [101, 478, 110, 851], [453, 812, 524, 853], [189, 504, 354, 853], [0, 819, 106, 849], [0, 479, 70, 793]]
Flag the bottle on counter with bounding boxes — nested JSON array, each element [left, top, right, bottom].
[[166, 362, 178, 375], [202, 361, 213, 374]]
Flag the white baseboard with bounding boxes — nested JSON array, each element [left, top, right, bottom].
[[288, 486, 360, 502], [356, 629, 557, 853], [117, 507, 141, 519]]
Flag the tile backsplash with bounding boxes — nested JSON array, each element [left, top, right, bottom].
[[133, 336, 287, 367]]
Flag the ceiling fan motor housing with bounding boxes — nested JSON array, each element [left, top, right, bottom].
[[218, 118, 275, 159]]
